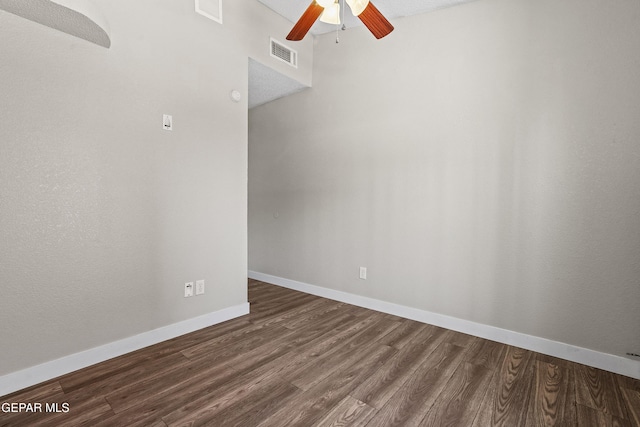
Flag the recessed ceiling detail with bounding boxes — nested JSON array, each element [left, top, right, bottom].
[[0, 0, 111, 48]]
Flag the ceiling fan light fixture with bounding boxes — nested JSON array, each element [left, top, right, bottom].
[[315, 0, 335, 8], [319, 2, 340, 24], [345, 0, 369, 16], [287, 0, 391, 41]]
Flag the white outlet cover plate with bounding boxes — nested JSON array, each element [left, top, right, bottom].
[[196, 280, 205, 295]]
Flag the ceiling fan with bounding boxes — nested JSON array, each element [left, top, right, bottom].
[[286, 0, 394, 41]]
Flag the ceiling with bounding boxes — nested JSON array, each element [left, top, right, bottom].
[[256, 0, 477, 35], [249, 0, 478, 109], [248, 58, 309, 109], [0, 0, 111, 47]]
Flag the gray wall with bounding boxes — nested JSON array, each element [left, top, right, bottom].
[[0, 0, 311, 377], [249, 0, 640, 359]]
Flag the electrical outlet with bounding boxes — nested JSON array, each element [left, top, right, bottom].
[[184, 282, 194, 297], [196, 280, 205, 295], [359, 267, 367, 280]]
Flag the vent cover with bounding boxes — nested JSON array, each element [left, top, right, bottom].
[[270, 38, 298, 68], [195, 0, 222, 24]]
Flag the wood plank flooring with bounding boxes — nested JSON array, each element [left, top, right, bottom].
[[1, 279, 639, 426]]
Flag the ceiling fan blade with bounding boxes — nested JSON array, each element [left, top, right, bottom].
[[286, 1, 324, 41], [357, 2, 394, 39]]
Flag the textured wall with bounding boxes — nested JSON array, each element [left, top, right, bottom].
[[249, 0, 640, 360], [0, 0, 312, 377]]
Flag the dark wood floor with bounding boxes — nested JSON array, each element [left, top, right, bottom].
[[2, 279, 639, 426]]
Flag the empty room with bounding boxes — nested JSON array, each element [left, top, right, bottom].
[[1, 0, 639, 425]]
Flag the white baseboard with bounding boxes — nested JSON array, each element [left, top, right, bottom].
[[0, 302, 250, 397], [249, 271, 639, 380]]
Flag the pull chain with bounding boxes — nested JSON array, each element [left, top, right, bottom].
[[336, 0, 345, 43]]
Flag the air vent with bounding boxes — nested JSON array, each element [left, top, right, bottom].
[[195, 0, 222, 24], [270, 38, 298, 68]]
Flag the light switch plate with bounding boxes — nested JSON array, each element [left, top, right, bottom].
[[163, 114, 173, 131], [185, 282, 194, 297]]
